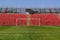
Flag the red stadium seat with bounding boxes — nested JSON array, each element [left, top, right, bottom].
[[0, 13, 60, 26]]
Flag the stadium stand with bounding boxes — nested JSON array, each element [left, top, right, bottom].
[[0, 13, 59, 26], [0, 8, 60, 26]]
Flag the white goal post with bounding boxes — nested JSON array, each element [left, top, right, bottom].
[[16, 18, 40, 26]]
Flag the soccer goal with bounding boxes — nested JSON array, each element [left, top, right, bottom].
[[16, 18, 40, 26]]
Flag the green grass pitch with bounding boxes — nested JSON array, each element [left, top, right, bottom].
[[0, 26, 60, 40]]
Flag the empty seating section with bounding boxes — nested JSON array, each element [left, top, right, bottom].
[[0, 13, 60, 26], [0, 13, 27, 26]]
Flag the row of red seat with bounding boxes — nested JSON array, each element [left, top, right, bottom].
[[0, 14, 27, 26], [40, 14, 60, 26], [0, 13, 60, 26]]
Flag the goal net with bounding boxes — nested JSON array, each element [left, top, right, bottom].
[[16, 18, 40, 26]]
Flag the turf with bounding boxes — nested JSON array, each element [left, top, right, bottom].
[[0, 26, 60, 40]]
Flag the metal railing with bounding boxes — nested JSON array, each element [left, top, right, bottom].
[[0, 8, 60, 13]]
